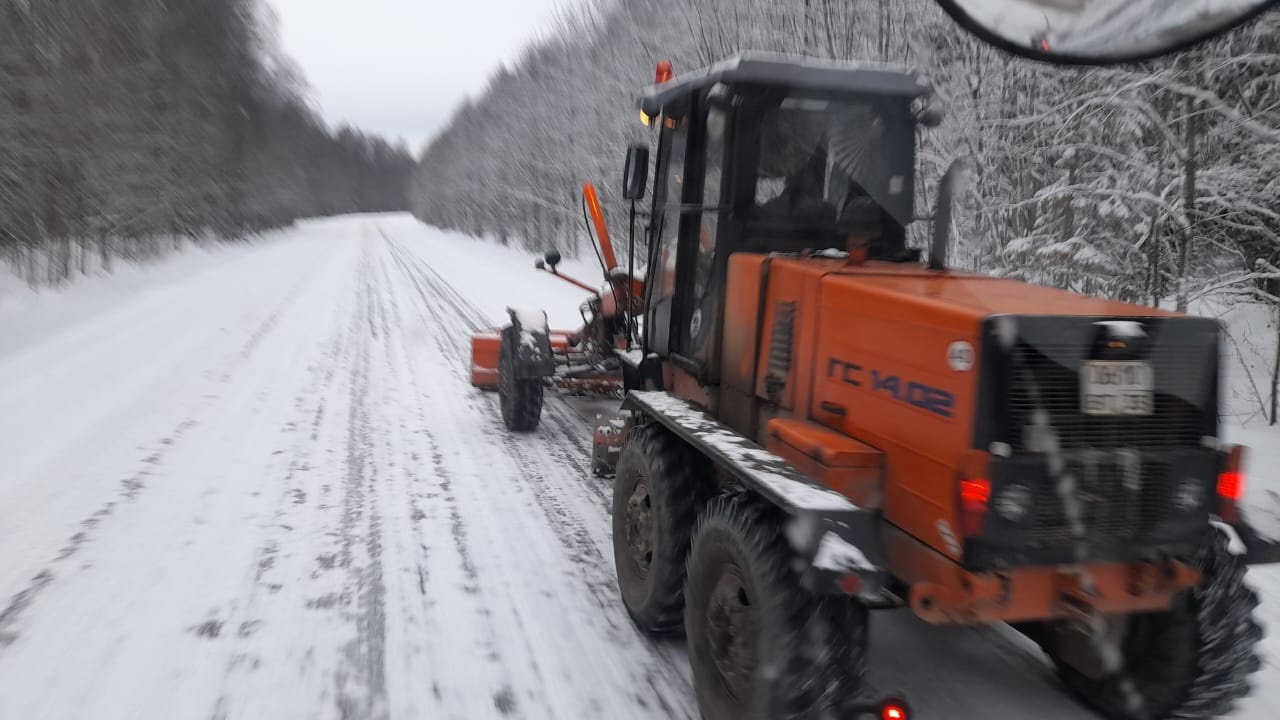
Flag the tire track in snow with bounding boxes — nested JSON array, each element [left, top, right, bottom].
[[205, 239, 371, 720], [379, 228, 698, 717], [0, 271, 313, 653], [333, 238, 389, 720], [372, 237, 532, 717], [382, 232, 540, 716]]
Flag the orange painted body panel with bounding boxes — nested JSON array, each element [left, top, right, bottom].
[[767, 417, 883, 469], [752, 260, 827, 410], [722, 254, 768, 394], [766, 419, 885, 509], [811, 263, 985, 561], [822, 263, 1185, 320]]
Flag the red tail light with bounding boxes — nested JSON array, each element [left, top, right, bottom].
[[1219, 471, 1244, 502], [959, 478, 991, 538], [882, 701, 909, 720], [1218, 445, 1246, 522]]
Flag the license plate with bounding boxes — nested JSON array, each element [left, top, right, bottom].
[[1081, 361, 1154, 416]]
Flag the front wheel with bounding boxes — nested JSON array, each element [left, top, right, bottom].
[[611, 424, 713, 634], [497, 329, 543, 432], [684, 494, 869, 720]]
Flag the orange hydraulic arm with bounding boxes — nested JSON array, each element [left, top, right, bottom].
[[534, 260, 600, 296], [583, 183, 619, 272]]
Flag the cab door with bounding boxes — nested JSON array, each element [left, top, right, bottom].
[[645, 115, 690, 357], [676, 102, 729, 380]]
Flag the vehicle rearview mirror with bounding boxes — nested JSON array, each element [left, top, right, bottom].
[[933, 0, 1279, 65], [623, 145, 650, 201]]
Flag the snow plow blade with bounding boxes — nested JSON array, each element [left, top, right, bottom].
[[469, 328, 575, 390], [470, 330, 502, 389], [620, 390, 889, 601]]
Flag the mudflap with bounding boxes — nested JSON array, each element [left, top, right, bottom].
[[620, 390, 890, 603], [591, 412, 632, 477], [505, 307, 556, 379]]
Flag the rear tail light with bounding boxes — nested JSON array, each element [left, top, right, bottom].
[[881, 699, 911, 720], [959, 478, 992, 537], [957, 451, 993, 539], [1218, 444, 1246, 522], [1218, 471, 1244, 502]]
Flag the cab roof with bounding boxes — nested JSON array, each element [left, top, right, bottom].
[[638, 52, 934, 116]]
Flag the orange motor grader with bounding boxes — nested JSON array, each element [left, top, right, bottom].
[[471, 52, 1280, 720]]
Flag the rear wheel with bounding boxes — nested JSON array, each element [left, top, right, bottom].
[[1040, 528, 1264, 720], [684, 494, 869, 720], [497, 329, 543, 432], [611, 424, 713, 634]]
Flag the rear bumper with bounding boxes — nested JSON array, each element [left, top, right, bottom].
[[968, 448, 1217, 569], [885, 526, 1201, 625]]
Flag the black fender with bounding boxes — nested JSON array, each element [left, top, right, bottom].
[[504, 307, 556, 379], [615, 347, 661, 393], [621, 390, 889, 601], [1223, 512, 1280, 566]]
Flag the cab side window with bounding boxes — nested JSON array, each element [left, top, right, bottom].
[[693, 107, 725, 302], [656, 124, 688, 302], [646, 117, 689, 358]]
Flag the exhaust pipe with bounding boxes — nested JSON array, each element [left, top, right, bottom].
[[930, 158, 969, 272]]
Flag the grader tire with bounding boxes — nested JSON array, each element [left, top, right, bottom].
[[497, 329, 544, 432], [683, 493, 870, 720], [611, 424, 714, 635], [1046, 528, 1264, 720]]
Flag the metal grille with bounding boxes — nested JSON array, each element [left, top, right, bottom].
[[764, 301, 796, 401], [1007, 345, 1206, 450], [1030, 452, 1171, 545]]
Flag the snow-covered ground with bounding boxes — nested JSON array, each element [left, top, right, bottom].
[[0, 213, 1277, 719]]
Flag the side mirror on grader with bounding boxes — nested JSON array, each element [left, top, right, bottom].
[[933, 0, 1280, 65], [622, 145, 650, 201], [542, 250, 561, 271]]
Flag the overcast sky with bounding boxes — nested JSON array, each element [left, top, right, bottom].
[[263, 0, 575, 156]]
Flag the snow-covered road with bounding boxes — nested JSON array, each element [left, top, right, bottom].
[[1, 214, 1277, 720]]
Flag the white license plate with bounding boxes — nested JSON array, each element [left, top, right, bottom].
[[1081, 361, 1154, 416]]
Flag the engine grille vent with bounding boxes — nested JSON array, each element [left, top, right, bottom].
[[1007, 344, 1205, 450], [1029, 451, 1171, 545], [764, 301, 796, 401]]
